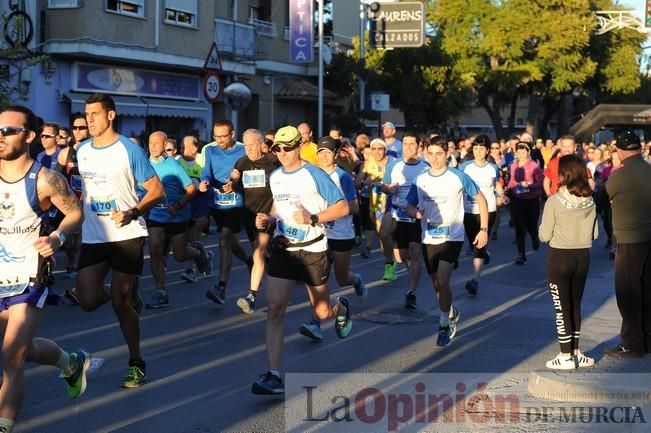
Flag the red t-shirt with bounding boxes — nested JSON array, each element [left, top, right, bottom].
[[544, 156, 592, 195]]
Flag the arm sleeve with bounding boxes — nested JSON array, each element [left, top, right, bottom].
[[308, 166, 344, 205], [538, 198, 555, 242], [125, 141, 156, 184]]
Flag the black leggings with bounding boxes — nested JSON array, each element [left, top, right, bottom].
[[510, 196, 540, 255], [547, 248, 590, 353]]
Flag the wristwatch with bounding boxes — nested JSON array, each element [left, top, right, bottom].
[[479, 227, 488, 232], [310, 214, 319, 226]]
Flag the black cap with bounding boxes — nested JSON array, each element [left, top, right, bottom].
[[317, 136, 339, 152], [614, 130, 641, 150]]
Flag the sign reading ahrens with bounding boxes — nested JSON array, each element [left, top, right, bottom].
[[369, 2, 425, 49]]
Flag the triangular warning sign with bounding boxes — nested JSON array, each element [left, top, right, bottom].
[[204, 42, 222, 71]]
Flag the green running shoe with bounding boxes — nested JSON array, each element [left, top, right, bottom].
[[64, 350, 91, 399], [121, 364, 146, 389], [382, 263, 396, 281]]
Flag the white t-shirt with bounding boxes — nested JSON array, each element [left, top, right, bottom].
[[459, 160, 499, 213], [383, 159, 429, 222]]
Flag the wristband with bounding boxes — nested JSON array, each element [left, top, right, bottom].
[[50, 230, 66, 247]]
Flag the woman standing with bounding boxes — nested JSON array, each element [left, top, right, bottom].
[[539, 154, 598, 369], [506, 143, 544, 264]]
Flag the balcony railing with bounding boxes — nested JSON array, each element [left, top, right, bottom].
[[215, 17, 256, 61], [249, 17, 277, 38]]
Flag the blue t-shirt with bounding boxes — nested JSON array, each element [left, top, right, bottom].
[[149, 157, 193, 223], [201, 144, 246, 210], [36, 148, 61, 170]]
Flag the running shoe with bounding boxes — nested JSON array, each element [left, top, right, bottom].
[[436, 325, 451, 347], [604, 344, 643, 358], [515, 254, 527, 265], [353, 272, 367, 300], [122, 363, 146, 388], [251, 371, 284, 395], [206, 286, 226, 304], [180, 268, 197, 283], [382, 263, 396, 281], [145, 292, 169, 309], [64, 288, 79, 305], [449, 307, 460, 339], [545, 353, 576, 370], [131, 278, 143, 315], [299, 320, 323, 341], [465, 279, 479, 297], [236, 292, 256, 314], [575, 351, 595, 368], [63, 350, 91, 399], [404, 290, 417, 309], [360, 245, 371, 259], [335, 297, 352, 339]]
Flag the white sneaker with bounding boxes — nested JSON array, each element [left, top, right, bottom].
[[575, 351, 595, 368], [545, 353, 576, 370]]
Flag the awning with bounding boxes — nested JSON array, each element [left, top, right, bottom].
[[65, 92, 147, 116], [140, 97, 209, 118]]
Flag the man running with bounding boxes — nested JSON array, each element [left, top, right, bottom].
[[407, 137, 489, 346], [0, 105, 91, 433], [231, 129, 280, 314], [383, 132, 429, 307], [200, 120, 251, 304], [251, 126, 352, 395], [75, 93, 164, 389], [144, 131, 211, 309], [299, 136, 367, 341]]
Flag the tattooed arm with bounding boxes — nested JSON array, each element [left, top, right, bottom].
[[34, 168, 83, 256]]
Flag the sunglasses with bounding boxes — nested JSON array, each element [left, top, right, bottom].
[[165, 148, 175, 152], [72, 125, 88, 131], [270, 144, 299, 153], [0, 126, 29, 137], [40, 133, 57, 139]]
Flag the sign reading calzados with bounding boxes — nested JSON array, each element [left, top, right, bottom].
[[369, 1, 425, 49]]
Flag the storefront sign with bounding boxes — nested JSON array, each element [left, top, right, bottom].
[[73, 63, 200, 100]]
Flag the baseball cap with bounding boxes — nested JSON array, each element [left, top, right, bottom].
[[614, 130, 641, 150], [382, 121, 396, 129], [369, 138, 387, 148], [317, 136, 339, 152], [273, 125, 302, 147]]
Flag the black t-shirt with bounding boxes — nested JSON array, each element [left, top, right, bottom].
[[234, 153, 281, 215]]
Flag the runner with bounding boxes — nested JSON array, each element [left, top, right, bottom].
[[251, 126, 352, 395], [539, 154, 597, 369], [200, 121, 251, 304], [459, 135, 505, 296], [75, 93, 165, 388], [299, 136, 367, 340], [144, 131, 211, 309], [0, 105, 91, 433], [178, 135, 212, 283], [406, 136, 489, 346], [382, 132, 429, 307], [231, 129, 280, 314]]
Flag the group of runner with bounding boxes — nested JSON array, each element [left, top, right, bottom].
[[0, 92, 646, 431]]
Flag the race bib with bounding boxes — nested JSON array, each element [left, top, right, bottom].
[[90, 196, 117, 216], [395, 208, 415, 223], [242, 170, 266, 188], [70, 174, 83, 193], [278, 221, 307, 242], [360, 186, 370, 197], [0, 281, 28, 299], [214, 191, 237, 207], [427, 222, 450, 240], [515, 184, 530, 194]]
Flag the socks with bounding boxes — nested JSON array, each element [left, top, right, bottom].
[[0, 417, 14, 433], [249, 290, 258, 298], [439, 310, 450, 327], [56, 350, 74, 377]]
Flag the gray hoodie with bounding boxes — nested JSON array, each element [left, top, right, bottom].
[[539, 186, 598, 249]]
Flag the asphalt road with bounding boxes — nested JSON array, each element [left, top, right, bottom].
[[14, 211, 630, 433]]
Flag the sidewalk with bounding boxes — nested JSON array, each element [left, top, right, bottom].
[[528, 267, 651, 404]]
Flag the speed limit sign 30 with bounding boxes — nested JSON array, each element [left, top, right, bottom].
[[203, 72, 222, 103]]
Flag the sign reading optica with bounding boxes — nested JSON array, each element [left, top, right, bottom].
[[289, 0, 313, 63]]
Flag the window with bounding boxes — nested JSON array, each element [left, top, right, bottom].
[[106, 0, 144, 17], [165, 0, 197, 27], [48, 0, 81, 8]]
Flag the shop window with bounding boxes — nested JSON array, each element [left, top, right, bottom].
[[165, 0, 197, 27], [48, 0, 80, 8], [106, 0, 144, 18]]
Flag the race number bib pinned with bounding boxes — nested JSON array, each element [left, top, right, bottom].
[[395, 208, 415, 223], [242, 170, 266, 188], [277, 220, 307, 242], [0, 280, 29, 298], [214, 190, 237, 207], [427, 221, 450, 240], [90, 196, 117, 216]]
